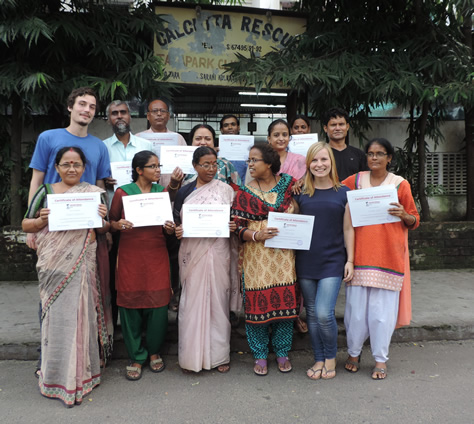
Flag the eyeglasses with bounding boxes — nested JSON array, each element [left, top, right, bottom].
[[196, 163, 218, 170], [143, 164, 163, 170], [148, 108, 169, 115], [246, 159, 265, 164], [366, 152, 388, 158], [58, 163, 83, 169]]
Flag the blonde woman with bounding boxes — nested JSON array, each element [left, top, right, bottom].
[[294, 142, 354, 380]]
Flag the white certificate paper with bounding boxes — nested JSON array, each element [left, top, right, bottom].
[[264, 212, 315, 250], [47, 192, 102, 232], [122, 192, 173, 227], [218, 135, 254, 161], [110, 161, 133, 191], [182, 204, 230, 238], [288, 134, 319, 157], [160, 146, 197, 174], [139, 132, 179, 158], [346, 185, 401, 227]]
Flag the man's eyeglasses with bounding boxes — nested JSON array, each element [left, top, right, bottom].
[[148, 108, 169, 115], [196, 163, 218, 170], [58, 163, 83, 170], [246, 159, 265, 164], [366, 152, 388, 158], [143, 164, 163, 170]]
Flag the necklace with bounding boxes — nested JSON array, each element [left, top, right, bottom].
[[256, 175, 277, 203]]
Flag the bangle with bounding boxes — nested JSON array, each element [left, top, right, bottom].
[[168, 183, 179, 190], [252, 231, 257, 241], [347, 261, 353, 263]]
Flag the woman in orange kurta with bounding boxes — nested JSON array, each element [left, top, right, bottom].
[[342, 138, 419, 380]]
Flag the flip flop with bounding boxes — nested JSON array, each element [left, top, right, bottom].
[[307, 366, 323, 380], [149, 356, 166, 373], [276, 356, 292, 373], [371, 367, 387, 380], [254, 359, 268, 376], [321, 365, 336, 380]]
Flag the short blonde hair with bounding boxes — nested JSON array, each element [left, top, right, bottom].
[[302, 142, 341, 197]]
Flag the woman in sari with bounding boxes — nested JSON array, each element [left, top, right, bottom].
[[183, 124, 241, 188], [343, 138, 419, 380], [174, 146, 235, 373], [109, 150, 177, 381], [22, 146, 111, 408], [232, 143, 298, 376], [184, 123, 242, 326]]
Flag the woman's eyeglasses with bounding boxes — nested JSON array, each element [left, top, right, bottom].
[[143, 164, 163, 170], [58, 163, 83, 169], [196, 163, 218, 170], [246, 159, 265, 164], [366, 152, 388, 158]]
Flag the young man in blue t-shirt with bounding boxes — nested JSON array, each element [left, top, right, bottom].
[[27, 86, 111, 248]]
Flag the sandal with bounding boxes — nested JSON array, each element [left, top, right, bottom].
[[276, 356, 292, 373], [254, 359, 268, 376], [126, 363, 142, 381], [149, 356, 166, 373], [307, 365, 323, 380], [322, 359, 336, 380], [295, 317, 308, 333], [345, 355, 361, 373], [371, 366, 387, 380], [217, 363, 230, 373]]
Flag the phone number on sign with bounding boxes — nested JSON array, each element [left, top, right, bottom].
[[226, 44, 263, 52]]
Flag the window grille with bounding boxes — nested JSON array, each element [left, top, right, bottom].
[[425, 153, 466, 195]]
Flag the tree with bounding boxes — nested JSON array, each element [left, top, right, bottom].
[[0, 0, 170, 226], [225, 0, 474, 221]]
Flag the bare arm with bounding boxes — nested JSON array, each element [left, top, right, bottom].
[[343, 203, 354, 282], [95, 179, 106, 190], [28, 169, 45, 204]]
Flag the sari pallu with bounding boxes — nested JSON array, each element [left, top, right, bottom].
[[176, 179, 234, 372], [231, 173, 299, 325], [27, 182, 111, 407]]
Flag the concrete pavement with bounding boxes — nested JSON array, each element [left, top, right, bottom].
[[0, 269, 473, 360]]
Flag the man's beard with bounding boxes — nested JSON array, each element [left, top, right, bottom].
[[113, 121, 130, 136]]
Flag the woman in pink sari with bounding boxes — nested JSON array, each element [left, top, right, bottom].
[[174, 146, 235, 373], [22, 147, 111, 408]]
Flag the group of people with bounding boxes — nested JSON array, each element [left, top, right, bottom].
[[23, 87, 419, 408]]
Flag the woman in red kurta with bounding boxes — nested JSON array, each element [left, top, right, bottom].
[[110, 150, 177, 381], [342, 138, 419, 380]]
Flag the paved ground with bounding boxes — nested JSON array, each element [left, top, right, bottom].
[[0, 269, 473, 360], [0, 341, 473, 423]]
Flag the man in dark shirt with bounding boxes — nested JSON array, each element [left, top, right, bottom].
[[323, 108, 368, 181]]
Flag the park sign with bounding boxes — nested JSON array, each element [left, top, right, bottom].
[[153, 5, 306, 87]]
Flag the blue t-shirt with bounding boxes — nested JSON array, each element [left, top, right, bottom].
[[294, 185, 350, 280], [29, 128, 111, 184]]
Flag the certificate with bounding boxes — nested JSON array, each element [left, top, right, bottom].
[[47, 192, 102, 232], [160, 146, 198, 174], [288, 133, 318, 157], [110, 161, 133, 191], [182, 204, 230, 238], [264, 212, 315, 250], [139, 132, 179, 158], [122, 192, 173, 227], [346, 185, 401, 227], [218, 135, 254, 161]]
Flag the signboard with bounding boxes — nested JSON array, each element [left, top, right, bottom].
[[154, 6, 306, 86]]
